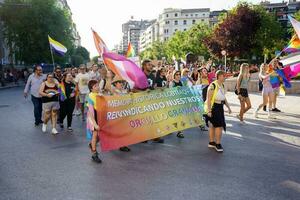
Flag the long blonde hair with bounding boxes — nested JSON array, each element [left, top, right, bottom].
[[239, 63, 250, 78]]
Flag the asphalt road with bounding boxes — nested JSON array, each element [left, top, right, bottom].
[[0, 87, 299, 200]]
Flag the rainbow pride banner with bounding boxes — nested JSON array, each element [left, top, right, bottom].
[[97, 86, 204, 151]]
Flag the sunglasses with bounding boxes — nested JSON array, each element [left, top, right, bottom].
[[175, 73, 180, 76]]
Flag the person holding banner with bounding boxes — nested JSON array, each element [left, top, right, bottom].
[[254, 64, 276, 119], [111, 76, 131, 152], [169, 70, 185, 138], [196, 67, 209, 132], [99, 69, 113, 95], [155, 68, 168, 88], [86, 80, 102, 164], [142, 59, 164, 143], [206, 70, 232, 152]]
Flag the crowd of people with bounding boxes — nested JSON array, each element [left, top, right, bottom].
[[23, 59, 282, 164]]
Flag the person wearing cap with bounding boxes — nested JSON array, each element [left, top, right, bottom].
[[205, 70, 232, 153], [111, 76, 131, 152]]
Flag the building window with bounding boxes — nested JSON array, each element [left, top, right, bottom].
[[164, 29, 169, 34], [195, 14, 198, 17], [164, 37, 168, 41], [185, 14, 188, 17], [175, 13, 178, 17], [165, 21, 170, 25], [203, 13, 205, 16], [175, 29, 177, 32], [174, 20, 178, 25], [184, 29, 187, 31], [192, 20, 196, 24], [201, 19, 204, 22], [166, 14, 169, 18], [183, 20, 187, 25], [191, 14, 193, 17]]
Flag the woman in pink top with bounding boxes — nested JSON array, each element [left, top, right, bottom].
[[254, 64, 276, 119]]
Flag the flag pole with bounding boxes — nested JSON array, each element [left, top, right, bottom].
[[48, 35, 56, 71]]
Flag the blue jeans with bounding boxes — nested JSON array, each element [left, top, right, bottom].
[[31, 95, 42, 124]]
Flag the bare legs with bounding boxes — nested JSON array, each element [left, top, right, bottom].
[[238, 97, 252, 121]]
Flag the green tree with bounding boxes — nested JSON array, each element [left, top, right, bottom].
[[165, 31, 188, 61], [0, 0, 75, 65], [139, 41, 166, 60], [71, 55, 84, 67], [252, 5, 285, 61], [92, 56, 100, 64], [205, 2, 285, 62], [73, 46, 90, 63], [185, 23, 212, 60]]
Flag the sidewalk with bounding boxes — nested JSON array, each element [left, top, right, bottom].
[[0, 81, 25, 90]]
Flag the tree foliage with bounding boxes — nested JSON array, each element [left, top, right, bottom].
[[205, 2, 285, 61], [205, 3, 261, 58], [140, 23, 212, 62], [0, 0, 76, 65]]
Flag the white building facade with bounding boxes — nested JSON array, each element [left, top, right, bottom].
[[139, 8, 210, 53]]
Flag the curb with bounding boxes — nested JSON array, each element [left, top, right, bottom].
[[0, 84, 24, 90]]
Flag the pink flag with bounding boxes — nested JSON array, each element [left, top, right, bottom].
[[290, 63, 300, 77], [103, 52, 149, 89], [91, 28, 108, 56]]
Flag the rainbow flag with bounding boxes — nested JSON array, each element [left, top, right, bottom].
[[91, 28, 108, 56], [276, 69, 292, 88], [283, 34, 300, 53], [103, 52, 148, 89], [48, 36, 67, 56], [270, 74, 280, 88], [58, 82, 67, 101], [126, 42, 135, 58]]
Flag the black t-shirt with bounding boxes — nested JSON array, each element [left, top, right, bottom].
[[172, 80, 183, 87], [146, 72, 156, 90], [64, 81, 76, 100], [155, 76, 167, 88]]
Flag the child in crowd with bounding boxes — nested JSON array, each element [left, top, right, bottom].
[[86, 80, 102, 163]]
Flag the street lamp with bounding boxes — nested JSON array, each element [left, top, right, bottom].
[[221, 50, 227, 72]]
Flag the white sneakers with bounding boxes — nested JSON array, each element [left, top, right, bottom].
[[42, 123, 47, 133], [52, 128, 58, 135], [42, 123, 58, 135]]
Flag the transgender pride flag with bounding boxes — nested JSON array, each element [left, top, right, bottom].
[[48, 36, 67, 56], [103, 52, 148, 89]]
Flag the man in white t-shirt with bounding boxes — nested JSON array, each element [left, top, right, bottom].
[[88, 64, 100, 81], [75, 66, 90, 121]]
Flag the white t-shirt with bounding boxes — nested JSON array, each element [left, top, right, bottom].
[[75, 73, 90, 94], [89, 71, 100, 81]]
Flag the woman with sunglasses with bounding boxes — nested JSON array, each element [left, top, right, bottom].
[[39, 73, 60, 134], [169, 70, 184, 138], [155, 68, 168, 88]]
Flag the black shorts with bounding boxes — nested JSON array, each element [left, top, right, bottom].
[[240, 88, 248, 98], [204, 103, 226, 131]]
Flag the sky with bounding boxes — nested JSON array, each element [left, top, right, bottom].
[[67, 0, 283, 57]]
